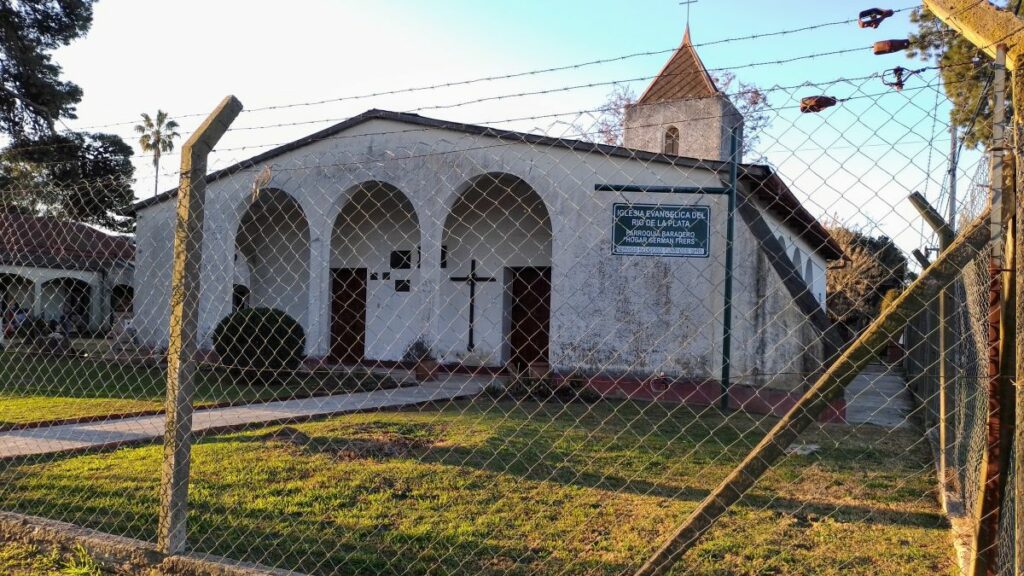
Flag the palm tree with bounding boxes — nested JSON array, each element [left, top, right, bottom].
[[134, 110, 180, 197]]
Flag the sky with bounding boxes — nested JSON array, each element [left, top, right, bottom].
[[51, 0, 985, 255]]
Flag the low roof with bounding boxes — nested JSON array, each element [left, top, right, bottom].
[[131, 109, 842, 260], [0, 212, 134, 272]]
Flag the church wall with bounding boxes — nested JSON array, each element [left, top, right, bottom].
[[760, 210, 827, 307], [132, 117, 829, 386], [133, 200, 175, 349], [730, 204, 825, 391]]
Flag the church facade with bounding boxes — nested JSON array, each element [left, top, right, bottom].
[[131, 30, 841, 391]]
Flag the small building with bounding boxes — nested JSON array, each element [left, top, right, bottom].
[[130, 27, 841, 391], [0, 212, 134, 335]]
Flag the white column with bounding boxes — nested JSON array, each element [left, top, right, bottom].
[[420, 208, 443, 352], [89, 279, 104, 332], [306, 211, 332, 358], [32, 282, 43, 317]]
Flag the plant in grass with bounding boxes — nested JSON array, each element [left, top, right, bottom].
[[211, 307, 305, 384], [403, 338, 436, 382]]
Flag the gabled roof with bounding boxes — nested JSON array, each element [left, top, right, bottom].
[[0, 212, 134, 272], [130, 109, 841, 260], [637, 26, 720, 104]]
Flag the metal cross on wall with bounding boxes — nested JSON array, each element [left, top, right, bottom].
[[449, 259, 496, 352]]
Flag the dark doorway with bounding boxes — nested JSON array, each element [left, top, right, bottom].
[[111, 285, 134, 314], [331, 268, 367, 364], [232, 284, 250, 312], [508, 266, 551, 369]]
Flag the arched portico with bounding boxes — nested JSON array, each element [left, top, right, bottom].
[[38, 277, 93, 333], [328, 181, 421, 364], [235, 188, 311, 333], [439, 172, 553, 368]]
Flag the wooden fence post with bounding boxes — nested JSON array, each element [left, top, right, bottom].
[[157, 96, 243, 556]]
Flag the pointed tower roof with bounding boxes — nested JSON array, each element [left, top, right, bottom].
[[637, 26, 719, 104]]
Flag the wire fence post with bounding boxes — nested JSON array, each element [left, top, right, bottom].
[[973, 45, 1008, 576], [157, 95, 243, 556], [719, 128, 739, 410], [1012, 48, 1024, 576], [908, 191, 955, 510]]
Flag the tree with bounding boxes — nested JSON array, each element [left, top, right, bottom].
[[907, 2, 1012, 150], [711, 71, 771, 160], [585, 72, 771, 159], [0, 0, 95, 143], [0, 132, 135, 232], [825, 227, 909, 337], [0, 0, 134, 231], [134, 110, 180, 197]]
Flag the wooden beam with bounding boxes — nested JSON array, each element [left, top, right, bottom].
[[633, 206, 995, 576], [922, 0, 1024, 70]]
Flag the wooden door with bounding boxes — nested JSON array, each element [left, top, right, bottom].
[[331, 268, 367, 364], [509, 266, 551, 368]]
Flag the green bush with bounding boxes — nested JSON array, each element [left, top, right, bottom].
[[212, 307, 305, 380]]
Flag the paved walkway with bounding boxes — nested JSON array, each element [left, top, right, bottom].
[[844, 363, 915, 428], [0, 375, 487, 460]]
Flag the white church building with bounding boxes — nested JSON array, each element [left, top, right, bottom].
[[131, 29, 841, 392]]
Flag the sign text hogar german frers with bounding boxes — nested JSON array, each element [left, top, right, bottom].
[[612, 203, 710, 257]]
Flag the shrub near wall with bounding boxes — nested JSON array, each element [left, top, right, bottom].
[[211, 308, 305, 383]]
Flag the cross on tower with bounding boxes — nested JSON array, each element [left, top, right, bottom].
[[680, 0, 697, 25], [449, 259, 496, 352]]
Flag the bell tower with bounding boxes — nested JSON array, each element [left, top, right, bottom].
[[623, 26, 743, 161]]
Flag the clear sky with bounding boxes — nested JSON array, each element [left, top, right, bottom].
[[52, 1, 977, 253]]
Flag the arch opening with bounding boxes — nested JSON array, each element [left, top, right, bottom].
[[441, 173, 553, 368], [234, 188, 310, 331], [663, 126, 680, 155], [329, 181, 421, 364]]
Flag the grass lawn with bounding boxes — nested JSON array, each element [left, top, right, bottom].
[[0, 541, 102, 576], [0, 349, 397, 427], [0, 399, 953, 575]]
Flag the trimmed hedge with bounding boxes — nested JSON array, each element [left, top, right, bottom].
[[212, 308, 305, 379]]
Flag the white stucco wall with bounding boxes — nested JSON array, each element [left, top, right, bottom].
[[133, 117, 828, 389], [133, 200, 175, 347], [761, 211, 828, 307]]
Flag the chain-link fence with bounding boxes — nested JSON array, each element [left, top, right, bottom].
[[0, 12, 1019, 576]]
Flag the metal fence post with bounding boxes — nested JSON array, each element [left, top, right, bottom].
[[719, 128, 739, 410], [157, 95, 243, 555]]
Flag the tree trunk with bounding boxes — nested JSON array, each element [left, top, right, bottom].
[[153, 149, 161, 198]]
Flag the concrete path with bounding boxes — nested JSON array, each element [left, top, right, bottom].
[[0, 375, 487, 460], [844, 363, 915, 428]]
